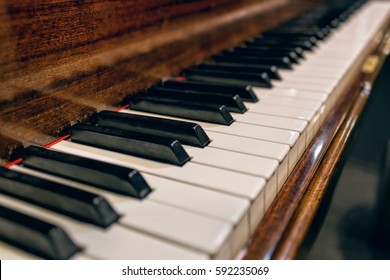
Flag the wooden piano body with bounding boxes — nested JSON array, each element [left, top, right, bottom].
[[0, 0, 389, 259]]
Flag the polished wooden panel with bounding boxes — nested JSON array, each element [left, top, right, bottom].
[[0, 0, 321, 162]]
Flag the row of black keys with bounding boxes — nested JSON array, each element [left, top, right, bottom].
[[125, 1, 366, 126], [170, 0, 367, 87], [35, 0, 371, 172], [0, 0, 366, 260]]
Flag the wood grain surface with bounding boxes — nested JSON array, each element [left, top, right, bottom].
[[0, 0, 318, 162]]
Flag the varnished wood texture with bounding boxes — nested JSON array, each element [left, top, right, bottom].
[[0, 0, 320, 161], [245, 15, 390, 260], [0, 0, 322, 162]]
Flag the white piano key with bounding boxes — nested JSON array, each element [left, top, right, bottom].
[[0, 242, 40, 260], [306, 112, 321, 145], [142, 174, 251, 253], [254, 88, 328, 102], [206, 131, 290, 162], [143, 174, 249, 224], [302, 58, 354, 66], [185, 145, 279, 179], [296, 63, 349, 74], [246, 103, 315, 122], [250, 88, 330, 138], [264, 174, 277, 213], [210, 121, 299, 147], [0, 194, 208, 260], [273, 80, 335, 93], [279, 68, 345, 80], [274, 75, 337, 87], [116, 200, 232, 258], [254, 96, 322, 112], [232, 112, 308, 133], [305, 51, 356, 61], [205, 131, 290, 189]]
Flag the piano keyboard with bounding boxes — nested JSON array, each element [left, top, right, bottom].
[[1, 0, 389, 260]]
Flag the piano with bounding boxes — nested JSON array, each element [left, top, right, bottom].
[[0, 0, 389, 260]]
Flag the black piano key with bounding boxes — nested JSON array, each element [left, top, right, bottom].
[[223, 49, 300, 64], [71, 124, 190, 166], [338, 11, 351, 22], [196, 63, 281, 80], [22, 146, 152, 199], [246, 38, 314, 51], [241, 46, 305, 59], [265, 26, 328, 40], [97, 110, 210, 148], [143, 87, 248, 113], [0, 167, 119, 228], [182, 68, 272, 89], [0, 205, 81, 259], [260, 33, 318, 45], [213, 54, 293, 70], [230, 47, 301, 58], [161, 79, 259, 102], [128, 95, 234, 125], [261, 31, 318, 45]]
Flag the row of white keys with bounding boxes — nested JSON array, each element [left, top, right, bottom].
[[51, 140, 267, 239], [242, 2, 390, 154], [9, 165, 245, 259], [243, 104, 318, 156], [205, 131, 290, 189], [235, 22, 367, 168], [184, 144, 278, 179], [0, 194, 208, 260], [10, 151, 263, 258], [11, 166, 233, 259]]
